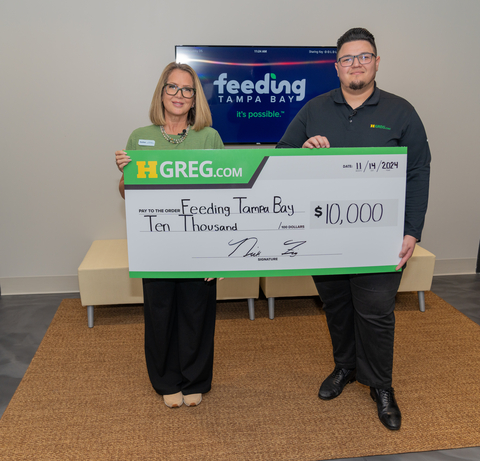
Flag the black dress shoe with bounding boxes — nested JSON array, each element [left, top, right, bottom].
[[370, 387, 402, 430], [318, 368, 356, 400]]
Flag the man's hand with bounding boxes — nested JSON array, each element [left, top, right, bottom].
[[396, 235, 417, 270], [302, 135, 330, 149]]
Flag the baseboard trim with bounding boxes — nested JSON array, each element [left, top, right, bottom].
[[0, 259, 476, 295], [0, 275, 80, 295], [433, 258, 477, 276]]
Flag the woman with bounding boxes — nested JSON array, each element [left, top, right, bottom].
[[115, 62, 224, 408]]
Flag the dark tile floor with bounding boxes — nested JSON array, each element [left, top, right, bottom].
[[0, 275, 479, 460]]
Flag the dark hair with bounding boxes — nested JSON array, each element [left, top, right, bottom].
[[337, 28, 377, 55]]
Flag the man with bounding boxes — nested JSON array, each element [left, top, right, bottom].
[[276, 28, 430, 430]]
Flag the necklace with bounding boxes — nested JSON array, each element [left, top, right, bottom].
[[160, 125, 190, 145]]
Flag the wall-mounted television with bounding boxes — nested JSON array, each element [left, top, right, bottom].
[[175, 45, 338, 144]]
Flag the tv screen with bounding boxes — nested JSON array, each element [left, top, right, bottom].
[[175, 45, 338, 144]]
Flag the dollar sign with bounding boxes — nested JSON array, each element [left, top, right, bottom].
[[314, 205, 323, 218]]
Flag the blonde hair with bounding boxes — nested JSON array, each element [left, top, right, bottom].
[[149, 62, 212, 131]]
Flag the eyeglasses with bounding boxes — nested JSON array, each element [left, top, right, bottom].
[[163, 83, 196, 99], [337, 52, 376, 67]]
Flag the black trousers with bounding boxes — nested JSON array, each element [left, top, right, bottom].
[[142, 278, 217, 395], [313, 271, 403, 389]]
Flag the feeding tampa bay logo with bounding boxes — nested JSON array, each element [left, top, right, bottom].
[[213, 72, 306, 104]]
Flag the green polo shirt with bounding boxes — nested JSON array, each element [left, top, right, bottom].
[[126, 125, 224, 151]]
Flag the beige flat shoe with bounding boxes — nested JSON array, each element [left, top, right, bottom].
[[183, 393, 202, 407], [163, 392, 183, 408]]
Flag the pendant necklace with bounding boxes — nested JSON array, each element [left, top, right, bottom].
[[160, 125, 190, 145]]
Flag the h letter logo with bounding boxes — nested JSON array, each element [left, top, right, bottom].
[[136, 161, 158, 178]]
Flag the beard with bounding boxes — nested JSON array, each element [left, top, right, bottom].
[[349, 80, 366, 90]]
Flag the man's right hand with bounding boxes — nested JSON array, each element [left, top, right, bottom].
[[302, 136, 331, 149]]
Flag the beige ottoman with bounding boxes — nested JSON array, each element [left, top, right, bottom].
[[260, 245, 436, 319], [78, 239, 259, 327]]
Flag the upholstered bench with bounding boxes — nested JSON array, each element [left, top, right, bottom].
[[78, 239, 259, 327], [260, 245, 436, 319]]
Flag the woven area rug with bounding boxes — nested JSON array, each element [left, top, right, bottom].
[[1, 292, 480, 460]]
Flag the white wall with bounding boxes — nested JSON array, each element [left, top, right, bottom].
[[1, 0, 479, 294]]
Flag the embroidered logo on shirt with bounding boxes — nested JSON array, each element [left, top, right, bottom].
[[139, 139, 155, 146], [370, 124, 391, 131]]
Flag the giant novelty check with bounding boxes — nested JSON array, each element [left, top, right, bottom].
[[123, 147, 407, 278]]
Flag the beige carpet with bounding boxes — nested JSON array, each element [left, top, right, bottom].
[[1, 292, 480, 460]]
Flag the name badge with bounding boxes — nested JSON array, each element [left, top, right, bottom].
[[138, 139, 155, 146]]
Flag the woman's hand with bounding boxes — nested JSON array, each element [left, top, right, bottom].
[[115, 150, 131, 172], [204, 278, 225, 282]]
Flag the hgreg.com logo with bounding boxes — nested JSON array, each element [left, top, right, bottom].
[[136, 160, 243, 180], [213, 73, 306, 104]]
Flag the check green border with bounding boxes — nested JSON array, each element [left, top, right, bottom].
[[130, 265, 400, 278]]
